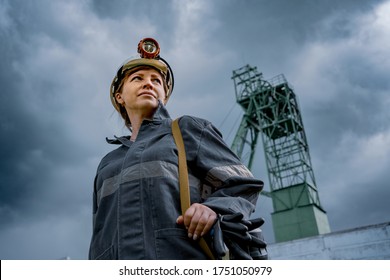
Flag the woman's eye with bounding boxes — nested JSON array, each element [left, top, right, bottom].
[[153, 78, 162, 84], [131, 76, 142, 81]]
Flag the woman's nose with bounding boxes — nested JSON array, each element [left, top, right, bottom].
[[142, 78, 154, 89]]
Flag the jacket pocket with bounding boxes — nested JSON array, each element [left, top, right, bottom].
[[90, 244, 115, 260], [155, 228, 207, 260]]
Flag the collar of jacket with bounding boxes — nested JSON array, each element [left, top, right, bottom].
[[106, 100, 171, 145]]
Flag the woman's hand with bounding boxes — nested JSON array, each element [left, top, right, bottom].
[[176, 203, 217, 240]]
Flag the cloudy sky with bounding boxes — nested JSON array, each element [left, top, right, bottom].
[[1, 0, 389, 260]]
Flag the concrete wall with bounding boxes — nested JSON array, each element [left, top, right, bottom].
[[267, 222, 390, 259]]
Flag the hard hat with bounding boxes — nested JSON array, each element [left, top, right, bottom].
[[110, 38, 174, 111]]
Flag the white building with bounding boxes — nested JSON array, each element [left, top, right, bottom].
[[267, 222, 390, 259]]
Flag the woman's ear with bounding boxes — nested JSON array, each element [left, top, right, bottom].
[[115, 92, 124, 106]]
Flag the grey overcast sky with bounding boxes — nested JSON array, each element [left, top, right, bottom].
[[1, 0, 389, 259]]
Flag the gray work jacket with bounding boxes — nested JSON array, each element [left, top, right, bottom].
[[88, 103, 263, 259]]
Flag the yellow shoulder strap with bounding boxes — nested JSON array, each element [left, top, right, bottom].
[[171, 118, 216, 260]]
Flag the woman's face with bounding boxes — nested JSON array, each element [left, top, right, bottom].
[[115, 68, 166, 118]]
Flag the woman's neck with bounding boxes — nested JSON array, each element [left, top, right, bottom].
[[129, 117, 142, 141], [128, 111, 154, 141]]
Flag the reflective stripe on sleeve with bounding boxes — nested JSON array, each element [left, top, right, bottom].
[[205, 164, 254, 187]]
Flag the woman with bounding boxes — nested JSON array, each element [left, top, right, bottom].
[[88, 38, 265, 260]]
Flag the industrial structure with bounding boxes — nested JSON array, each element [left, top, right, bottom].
[[230, 65, 330, 242]]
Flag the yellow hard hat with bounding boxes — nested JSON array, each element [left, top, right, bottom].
[[110, 38, 174, 111]]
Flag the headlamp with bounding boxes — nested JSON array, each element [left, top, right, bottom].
[[137, 38, 160, 59]]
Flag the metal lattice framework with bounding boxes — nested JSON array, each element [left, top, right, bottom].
[[231, 65, 330, 242]]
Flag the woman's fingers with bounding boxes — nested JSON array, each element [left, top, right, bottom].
[[180, 203, 217, 240]]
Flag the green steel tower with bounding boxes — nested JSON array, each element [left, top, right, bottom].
[[231, 65, 330, 242]]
